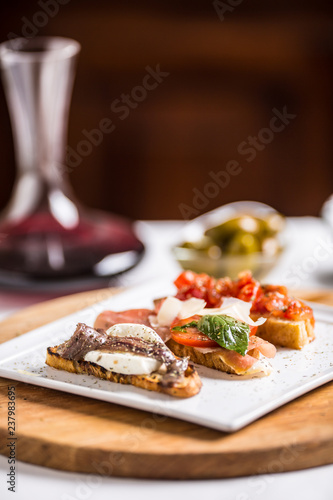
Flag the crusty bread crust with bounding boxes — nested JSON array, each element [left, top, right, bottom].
[[252, 314, 315, 350], [165, 339, 269, 376], [45, 346, 202, 398], [166, 339, 238, 374]]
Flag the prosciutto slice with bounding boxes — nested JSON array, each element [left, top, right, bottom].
[[95, 309, 153, 330], [247, 336, 276, 358], [217, 348, 258, 372], [94, 309, 171, 342], [216, 337, 276, 374]]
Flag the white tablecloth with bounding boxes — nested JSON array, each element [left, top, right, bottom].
[[0, 217, 332, 500]]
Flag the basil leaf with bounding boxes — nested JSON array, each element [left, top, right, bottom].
[[171, 321, 198, 333], [197, 315, 249, 356]]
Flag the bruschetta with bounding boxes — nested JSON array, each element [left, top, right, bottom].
[[173, 270, 315, 350], [46, 322, 202, 398]]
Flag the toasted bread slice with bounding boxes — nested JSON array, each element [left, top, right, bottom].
[[166, 339, 272, 376], [252, 315, 315, 350], [46, 346, 202, 398]]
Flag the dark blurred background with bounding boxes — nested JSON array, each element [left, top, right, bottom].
[[0, 0, 332, 220]]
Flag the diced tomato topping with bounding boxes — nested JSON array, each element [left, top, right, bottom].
[[173, 270, 197, 289], [173, 270, 315, 325], [237, 283, 260, 303]]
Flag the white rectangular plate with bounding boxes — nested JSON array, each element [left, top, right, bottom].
[[0, 279, 332, 432]]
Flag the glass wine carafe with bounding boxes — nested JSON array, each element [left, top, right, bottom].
[[0, 37, 144, 287]]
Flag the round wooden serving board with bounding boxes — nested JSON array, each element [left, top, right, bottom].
[[0, 288, 332, 479]]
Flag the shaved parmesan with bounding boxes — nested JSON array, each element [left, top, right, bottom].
[[157, 297, 182, 327], [157, 296, 206, 327], [155, 295, 266, 329], [197, 297, 266, 327], [178, 297, 207, 319]]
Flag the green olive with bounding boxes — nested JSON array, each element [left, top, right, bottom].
[[205, 216, 260, 245], [260, 213, 285, 236], [207, 245, 222, 259], [226, 232, 261, 255], [180, 236, 214, 252], [236, 216, 260, 234]]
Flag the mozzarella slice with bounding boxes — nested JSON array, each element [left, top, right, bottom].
[[106, 323, 164, 345], [84, 323, 166, 375], [84, 351, 161, 375]]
